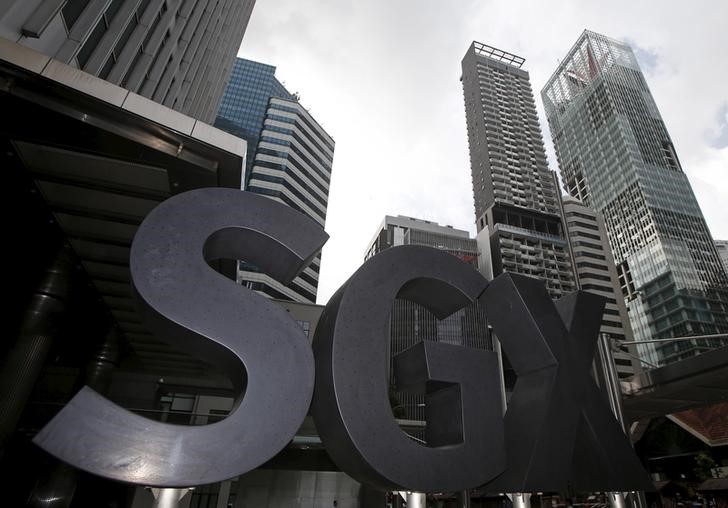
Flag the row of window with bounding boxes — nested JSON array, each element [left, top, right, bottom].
[[285, 139, 332, 185], [565, 210, 597, 221], [249, 185, 326, 225], [567, 220, 599, 231], [579, 271, 613, 283], [287, 128, 333, 170], [257, 139, 331, 189], [76, 0, 127, 68], [570, 229, 602, 242], [254, 159, 328, 204], [576, 261, 607, 270], [122, 0, 164, 88], [572, 239, 603, 250], [576, 250, 607, 261], [269, 102, 334, 152], [249, 170, 327, 213]]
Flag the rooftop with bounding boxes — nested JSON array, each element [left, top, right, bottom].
[[471, 41, 525, 68]]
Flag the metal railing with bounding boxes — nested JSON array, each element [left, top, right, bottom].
[[613, 332, 728, 371]]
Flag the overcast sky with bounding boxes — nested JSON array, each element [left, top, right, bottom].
[[237, 0, 728, 305]]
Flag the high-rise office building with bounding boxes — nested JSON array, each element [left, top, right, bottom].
[[560, 196, 641, 378], [215, 58, 295, 179], [0, 33, 253, 505], [461, 41, 575, 299], [216, 58, 334, 303], [542, 30, 728, 365], [0, 0, 255, 123], [364, 216, 491, 439], [715, 240, 728, 275], [365, 215, 478, 264]]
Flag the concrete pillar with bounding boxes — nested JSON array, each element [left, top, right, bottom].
[[511, 493, 532, 508], [598, 335, 643, 508], [406, 492, 426, 508], [26, 463, 78, 508], [27, 321, 121, 506], [457, 490, 472, 508], [84, 325, 122, 393], [0, 245, 74, 453], [608, 492, 627, 508], [215, 481, 231, 508], [596, 333, 626, 430], [151, 488, 193, 508]]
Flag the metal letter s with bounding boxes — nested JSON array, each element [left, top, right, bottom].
[[34, 189, 327, 486]]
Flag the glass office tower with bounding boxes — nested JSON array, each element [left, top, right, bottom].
[[542, 30, 728, 365], [215, 58, 334, 303], [215, 58, 295, 180]]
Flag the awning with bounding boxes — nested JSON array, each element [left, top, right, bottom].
[[1, 36, 245, 379]]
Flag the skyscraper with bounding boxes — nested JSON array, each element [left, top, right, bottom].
[[560, 196, 641, 378], [0, 0, 255, 123], [216, 58, 334, 303], [461, 41, 575, 299], [542, 30, 728, 365]]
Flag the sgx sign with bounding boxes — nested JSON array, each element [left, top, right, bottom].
[[34, 189, 651, 493]]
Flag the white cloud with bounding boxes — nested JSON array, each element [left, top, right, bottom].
[[239, 0, 728, 303]]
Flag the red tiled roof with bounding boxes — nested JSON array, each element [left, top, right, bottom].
[[697, 478, 728, 491], [671, 402, 728, 446]]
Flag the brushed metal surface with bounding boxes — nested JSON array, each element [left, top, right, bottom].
[[480, 273, 652, 492], [311, 245, 505, 492], [34, 188, 327, 486]]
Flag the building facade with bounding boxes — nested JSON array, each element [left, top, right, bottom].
[[0, 0, 254, 123], [542, 30, 728, 366], [364, 216, 491, 438], [214, 57, 295, 179], [0, 36, 366, 507], [715, 240, 728, 275], [365, 215, 478, 264], [215, 58, 334, 304], [0, 35, 251, 506], [461, 41, 575, 299], [560, 196, 641, 378]]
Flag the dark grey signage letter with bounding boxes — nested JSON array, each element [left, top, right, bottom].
[[311, 245, 506, 492], [34, 189, 327, 487], [480, 273, 652, 492]]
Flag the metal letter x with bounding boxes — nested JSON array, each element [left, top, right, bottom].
[[479, 273, 651, 492]]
